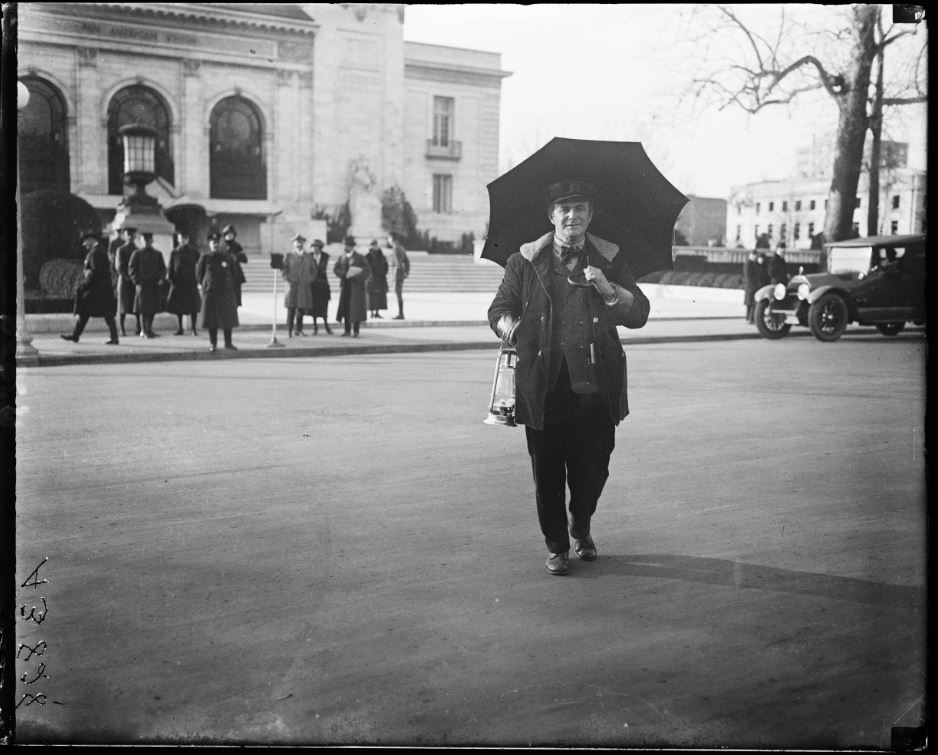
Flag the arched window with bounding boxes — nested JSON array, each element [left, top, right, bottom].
[[107, 85, 174, 194], [210, 96, 266, 199], [18, 77, 70, 195]]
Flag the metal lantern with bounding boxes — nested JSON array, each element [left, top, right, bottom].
[[119, 123, 157, 184], [483, 343, 518, 427]]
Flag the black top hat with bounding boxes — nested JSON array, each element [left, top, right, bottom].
[[344, 235, 356, 247], [222, 224, 237, 236], [545, 180, 597, 204]]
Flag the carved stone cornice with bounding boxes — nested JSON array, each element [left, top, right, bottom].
[[278, 40, 313, 63], [182, 59, 201, 77]]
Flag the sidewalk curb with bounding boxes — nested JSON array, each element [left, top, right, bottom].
[[18, 330, 778, 368]]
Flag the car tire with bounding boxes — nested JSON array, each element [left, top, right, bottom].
[[754, 299, 791, 339], [876, 322, 905, 336], [808, 293, 849, 341]]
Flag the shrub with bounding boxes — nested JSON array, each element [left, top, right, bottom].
[[683, 272, 705, 286], [21, 190, 101, 290], [638, 270, 666, 283], [381, 184, 419, 242], [311, 203, 351, 244], [39, 258, 84, 298], [696, 272, 717, 287], [721, 274, 744, 289], [657, 270, 678, 285]]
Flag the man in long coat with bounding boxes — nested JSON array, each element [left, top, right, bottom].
[[308, 239, 333, 335], [165, 229, 202, 336], [334, 235, 372, 337], [488, 179, 650, 576], [768, 242, 790, 287], [366, 239, 389, 318], [129, 232, 167, 339], [282, 233, 316, 336], [742, 250, 759, 323], [221, 224, 247, 307], [61, 230, 120, 345], [114, 226, 139, 336], [197, 230, 240, 352]]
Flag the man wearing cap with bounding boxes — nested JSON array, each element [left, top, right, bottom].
[[165, 229, 202, 336], [282, 233, 315, 337], [197, 231, 240, 352], [221, 224, 247, 307], [114, 226, 140, 336], [61, 230, 120, 345], [308, 239, 333, 335], [129, 232, 167, 339], [488, 179, 650, 575], [333, 235, 372, 337]]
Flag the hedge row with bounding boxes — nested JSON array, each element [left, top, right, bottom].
[[39, 258, 85, 298], [639, 271, 744, 289]]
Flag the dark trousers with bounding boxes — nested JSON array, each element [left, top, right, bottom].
[[73, 313, 118, 341], [208, 328, 233, 347], [344, 319, 361, 335], [287, 307, 305, 333], [524, 368, 615, 554]]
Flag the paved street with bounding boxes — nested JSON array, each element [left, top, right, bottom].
[[13, 335, 926, 747]]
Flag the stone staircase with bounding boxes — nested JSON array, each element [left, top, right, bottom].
[[239, 251, 506, 294]]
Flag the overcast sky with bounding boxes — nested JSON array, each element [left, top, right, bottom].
[[403, 4, 928, 200]]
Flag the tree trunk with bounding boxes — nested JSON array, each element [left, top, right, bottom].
[[823, 5, 879, 242], [867, 24, 885, 236]]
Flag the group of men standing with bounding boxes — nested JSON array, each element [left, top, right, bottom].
[[743, 243, 790, 323], [62, 224, 247, 352]]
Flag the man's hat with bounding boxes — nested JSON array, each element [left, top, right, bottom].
[[122, 226, 137, 233], [79, 229, 102, 244], [344, 235, 356, 247], [311, 239, 325, 248], [207, 230, 221, 241], [222, 224, 237, 236], [545, 180, 596, 204], [292, 232, 307, 243]]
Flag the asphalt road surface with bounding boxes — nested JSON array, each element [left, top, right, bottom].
[[13, 334, 926, 747]]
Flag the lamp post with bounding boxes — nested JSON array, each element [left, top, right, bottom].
[[16, 80, 39, 362], [112, 123, 175, 258]]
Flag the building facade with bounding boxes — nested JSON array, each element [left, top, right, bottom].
[[727, 139, 925, 250], [673, 195, 727, 247], [16, 2, 510, 254]]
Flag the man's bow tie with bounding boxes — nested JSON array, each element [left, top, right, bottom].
[[560, 245, 582, 263]]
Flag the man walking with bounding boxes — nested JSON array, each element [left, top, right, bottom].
[[61, 230, 120, 345], [488, 179, 650, 575]]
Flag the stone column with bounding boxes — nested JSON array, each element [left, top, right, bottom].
[[75, 47, 106, 193], [181, 59, 203, 197]]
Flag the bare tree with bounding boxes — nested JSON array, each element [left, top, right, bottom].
[[685, 5, 927, 242]]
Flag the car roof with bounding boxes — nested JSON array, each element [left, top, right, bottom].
[[824, 234, 925, 249]]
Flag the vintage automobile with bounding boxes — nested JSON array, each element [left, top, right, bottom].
[[753, 234, 926, 341]]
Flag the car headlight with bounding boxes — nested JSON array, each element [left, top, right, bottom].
[[797, 283, 810, 300], [773, 283, 786, 300]]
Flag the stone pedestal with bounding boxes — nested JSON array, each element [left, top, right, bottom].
[[348, 191, 383, 243], [112, 196, 177, 264]]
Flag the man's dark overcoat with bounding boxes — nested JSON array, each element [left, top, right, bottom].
[[488, 232, 650, 431], [165, 242, 202, 314], [334, 251, 372, 324], [74, 243, 117, 318], [197, 250, 240, 330], [768, 253, 789, 286], [309, 251, 331, 317], [129, 244, 167, 316], [743, 256, 759, 307], [115, 240, 138, 314]]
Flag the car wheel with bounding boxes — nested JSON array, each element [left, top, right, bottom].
[[754, 299, 791, 339], [876, 322, 905, 336], [808, 293, 849, 342]]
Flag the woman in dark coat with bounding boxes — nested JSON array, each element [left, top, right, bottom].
[[165, 230, 202, 336], [196, 231, 240, 352], [221, 224, 247, 307], [129, 232, 167, 339], [61, 231, 120, 344], [114, 226, 140, 336], [308, 239, 332, 334], [365, 239, 389, 318]]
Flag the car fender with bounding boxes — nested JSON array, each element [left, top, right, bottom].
[[754, 284, 776, 302], [807, 284, 847, 305]]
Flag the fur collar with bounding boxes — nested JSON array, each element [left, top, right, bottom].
[[519, 231, 619, 263]]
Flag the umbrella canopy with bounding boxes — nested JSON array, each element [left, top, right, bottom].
[[481, 137, 688, 279]]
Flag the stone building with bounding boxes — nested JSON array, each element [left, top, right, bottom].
[[727, 138, 925, 250], [16, 2, 510, 255], [673, 195, 727, 247]]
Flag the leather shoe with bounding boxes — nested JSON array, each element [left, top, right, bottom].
[[60, 334, 79, 343], [104, 339, 119, 345], [573, 534, 597, 561], [545, 551, 570, 575]]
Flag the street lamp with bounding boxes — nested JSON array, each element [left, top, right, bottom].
[[16, 80, 39, 362]]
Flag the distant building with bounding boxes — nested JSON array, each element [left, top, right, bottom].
[[728, 138, 925, 249], [673, 195, 727, 247], [16, 2, 510, 252]]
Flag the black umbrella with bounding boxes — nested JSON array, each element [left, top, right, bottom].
[[481, 137, 688, 279]]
